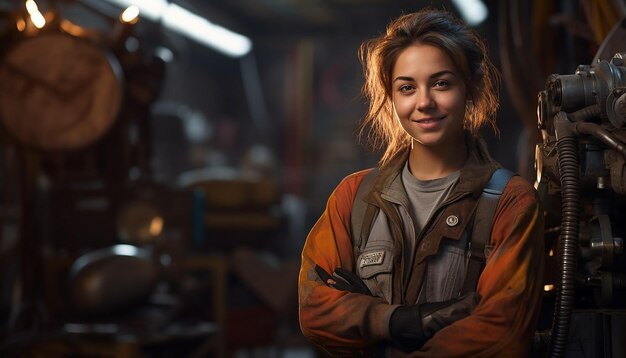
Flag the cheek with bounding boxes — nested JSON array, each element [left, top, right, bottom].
[[439, 94, 466, 117], [392, 97, 413, 118]]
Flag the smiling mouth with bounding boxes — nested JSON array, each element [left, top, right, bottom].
[[414, 116, 444, 123]]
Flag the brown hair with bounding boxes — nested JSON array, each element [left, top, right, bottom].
[[359, 8, 500, 165]]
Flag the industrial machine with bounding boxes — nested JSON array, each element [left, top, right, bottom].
[[535, 51, 626, 357]]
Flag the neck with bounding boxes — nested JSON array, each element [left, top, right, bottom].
[[408, 135, 468, 180]]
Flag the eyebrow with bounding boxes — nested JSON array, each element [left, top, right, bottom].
[[392, 70, 457, 83]]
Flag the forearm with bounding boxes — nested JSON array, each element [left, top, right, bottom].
[[299, 285, 395, 351], [299, 254, 397, 353], [298, 175, 398, 354]]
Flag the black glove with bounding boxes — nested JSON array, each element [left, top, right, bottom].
[[389, 292, 480, 352], [314, 264, 372, 295]]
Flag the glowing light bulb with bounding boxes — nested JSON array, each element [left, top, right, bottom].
[[149, 216, 164, 237], [25, 0, 46, 29], [121, 5, 140, 24], [16, 18, 26, 31]]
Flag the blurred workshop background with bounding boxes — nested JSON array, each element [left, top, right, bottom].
[[0, 0, 623, 357]]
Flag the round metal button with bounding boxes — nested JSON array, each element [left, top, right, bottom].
[[446, 215, 459, 227]]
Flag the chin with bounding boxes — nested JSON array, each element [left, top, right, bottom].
[[411, 127, 465, 149], [412, 135, 446, 148]]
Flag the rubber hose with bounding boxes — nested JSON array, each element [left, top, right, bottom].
[[568, 104, 601, 122], [549, 112, 581, 358]]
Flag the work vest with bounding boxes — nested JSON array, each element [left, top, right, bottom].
[[351, 167, 515, 303]]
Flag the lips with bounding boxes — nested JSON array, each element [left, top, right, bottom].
[[412, 116, 445, 129], [415, 118, 441, 123]]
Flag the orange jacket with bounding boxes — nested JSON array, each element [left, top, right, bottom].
[[298, 138, 545, 357]]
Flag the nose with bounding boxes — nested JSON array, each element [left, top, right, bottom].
[[416, 89, 434, 111]]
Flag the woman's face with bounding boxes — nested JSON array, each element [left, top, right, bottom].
[[391, 43, 467, 149]]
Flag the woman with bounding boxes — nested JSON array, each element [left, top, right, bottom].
[[298, 8, 545, 357]]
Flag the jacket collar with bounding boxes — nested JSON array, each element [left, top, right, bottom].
[[366, 134, 499, 206]]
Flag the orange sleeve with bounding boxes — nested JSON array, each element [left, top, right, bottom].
[[414, 176, 545, 358], [298, 170, 397, 356]]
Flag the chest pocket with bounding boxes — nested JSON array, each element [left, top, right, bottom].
[[423, 231, 469, 302], [357, 241, 394, 303]]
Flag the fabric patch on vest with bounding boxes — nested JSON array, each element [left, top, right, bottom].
[[360, 251, 385, 268]]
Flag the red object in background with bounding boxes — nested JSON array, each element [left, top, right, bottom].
[[226, 306, 278, 348]]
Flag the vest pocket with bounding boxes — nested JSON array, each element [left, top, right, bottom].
[[357, 244, 394, 303], [425, 239, 468, 302]]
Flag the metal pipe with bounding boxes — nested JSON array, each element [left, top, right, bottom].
[[573, 121, 626, 159]]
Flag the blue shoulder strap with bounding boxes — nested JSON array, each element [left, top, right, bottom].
[[461, 168, 516, 295], [484, 168, 516, 195]]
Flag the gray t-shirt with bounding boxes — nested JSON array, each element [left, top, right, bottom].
[[401, 161, 460, 241]]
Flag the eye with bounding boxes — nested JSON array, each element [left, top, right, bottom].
[[398, 84, 415, 93], [433, 80, 450, 89]]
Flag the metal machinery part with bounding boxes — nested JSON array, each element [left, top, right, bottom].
[[0, 32, 123, 151], [536, 52, 626, 358], [68, 244, 159, 314]]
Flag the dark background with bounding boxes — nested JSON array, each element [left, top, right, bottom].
[[0, 0, 622, 356]]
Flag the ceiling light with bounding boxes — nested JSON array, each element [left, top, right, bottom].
[[103, 0, 252, 58], [162, 4, 252, 58], [451, 0, 488, 26]]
